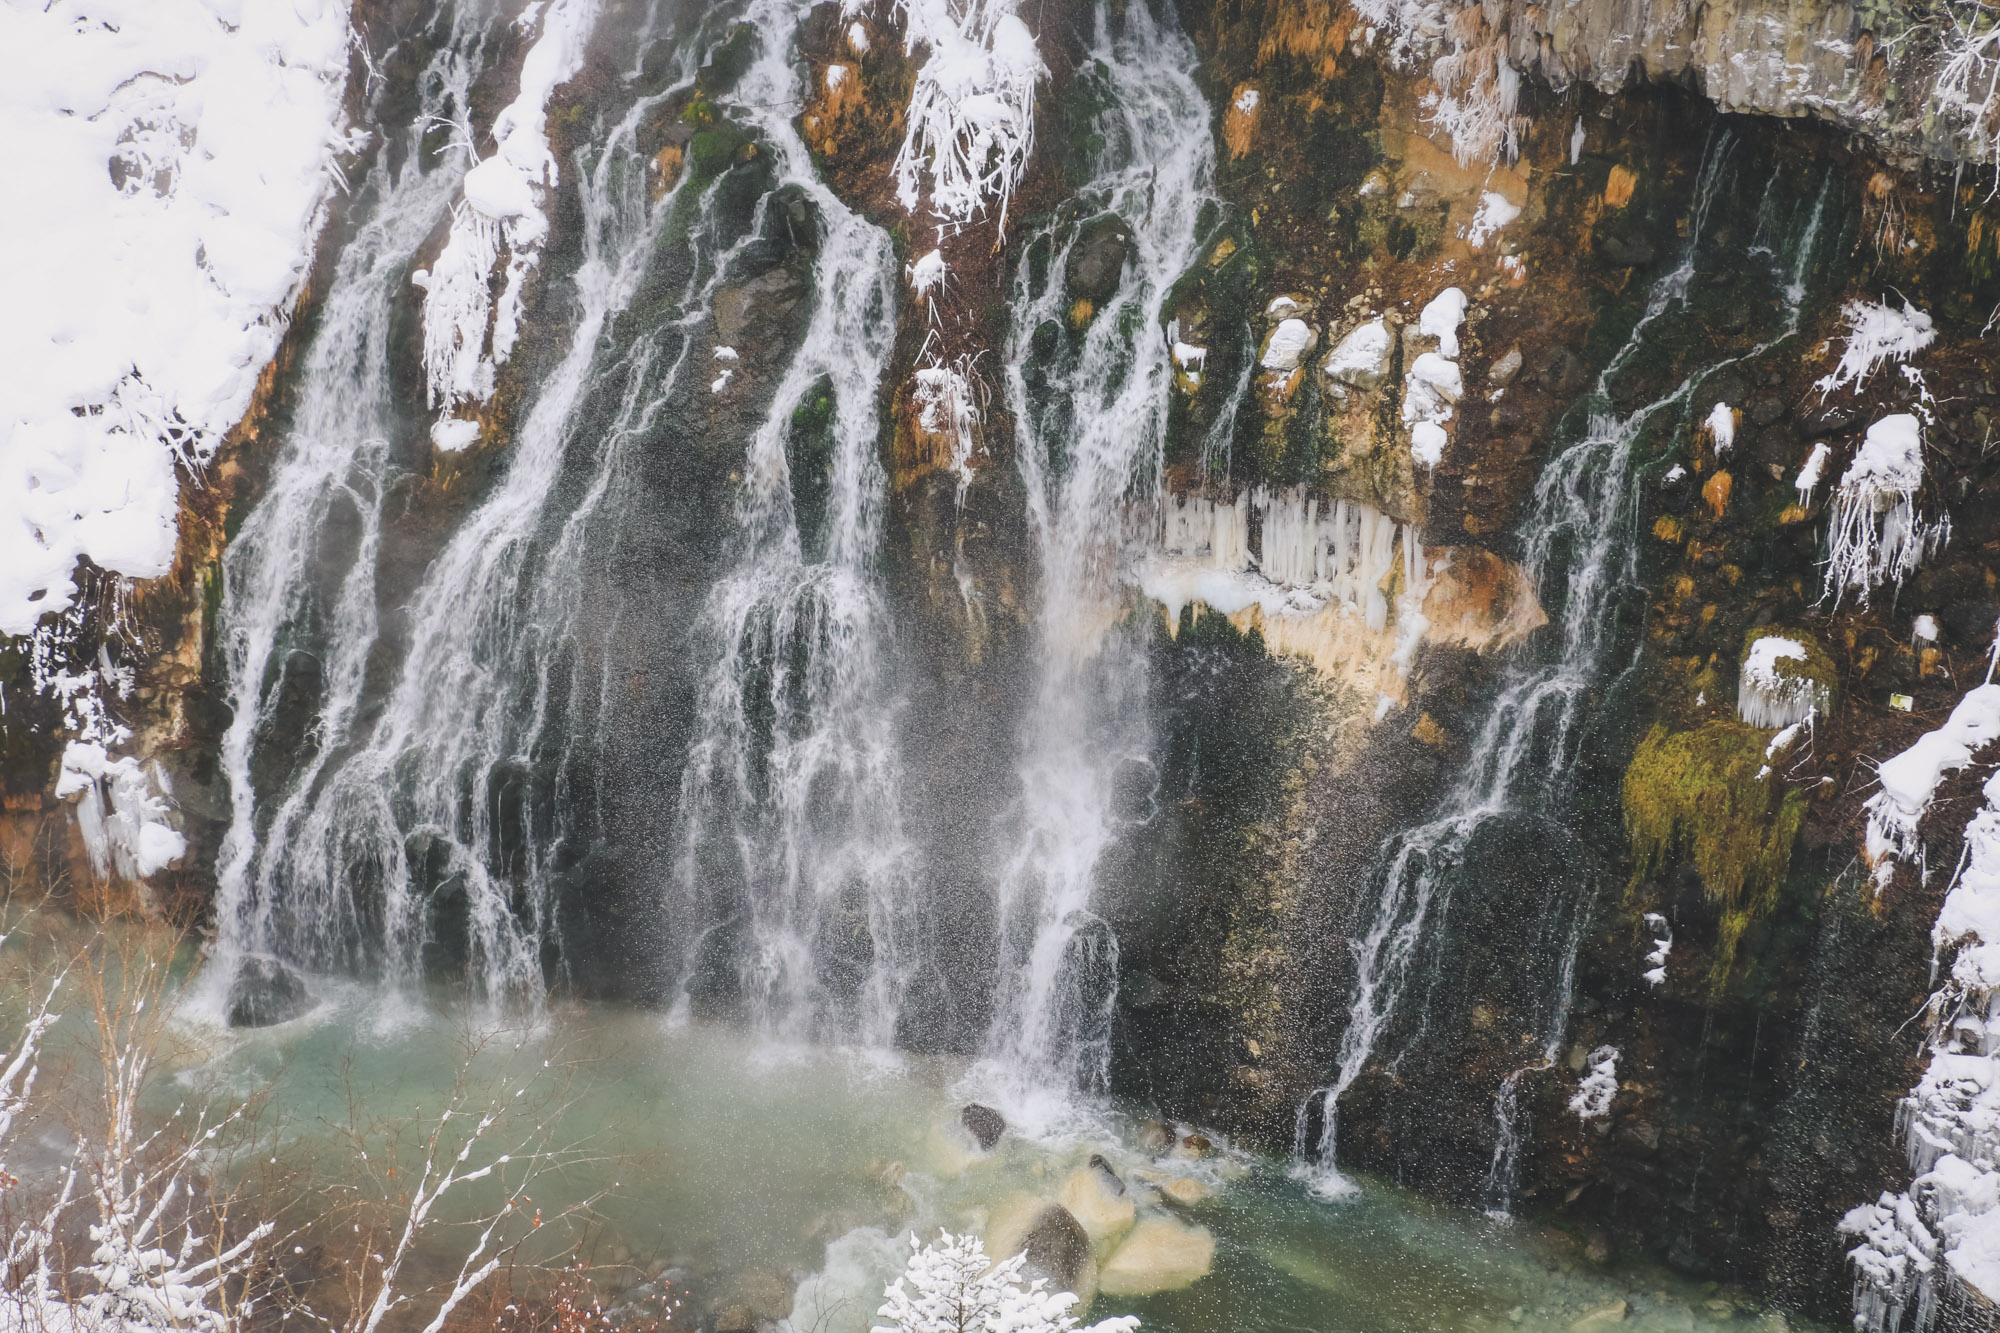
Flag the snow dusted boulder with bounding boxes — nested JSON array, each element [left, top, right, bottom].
[[1735, 628, 1835, 730]]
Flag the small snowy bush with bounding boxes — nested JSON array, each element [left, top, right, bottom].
[[873, 1232, 1138, 1333]]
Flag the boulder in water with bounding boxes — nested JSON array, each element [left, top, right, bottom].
[[989, 1197, 1097, 1305], [961, 1103, 1006, 1151], [1065, 215, 1133, 305], [1058, 1157, 1135, 1256], [226, 957, 315, 1028], [1097, 1216, 1215, 1296], [1137, 1120, 1177, 1154]]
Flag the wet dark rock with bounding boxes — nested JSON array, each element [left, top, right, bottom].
[[1065, 214, 1132, 305], [961, 1103, 1006, 1150], [1087, 1153, 1127, 1194], [1538, 347, 1590, 396], [1598, 231, 1656, 266], [1746, 394, 1788, 427], [226, 957, 315, 1028], [1797, 400, 1860, 437], [1021, 1204, 1094, 1295]]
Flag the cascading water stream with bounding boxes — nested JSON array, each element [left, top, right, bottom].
[[1297, 138, 1833, 1203], [979, 0, 1216, 1098], [213, 3, 757, 1004], [667, 0, 918, 1049]]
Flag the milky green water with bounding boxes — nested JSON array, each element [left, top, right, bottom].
[[116, 976, 1822, 1333]]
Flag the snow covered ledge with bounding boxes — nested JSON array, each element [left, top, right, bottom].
[[2, 0, 357, 889]]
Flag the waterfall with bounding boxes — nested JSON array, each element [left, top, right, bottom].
[[1296, 138, 1832, 1201], [214, 1, 757, 1003], [979, 0, 1217, 1096], [212, 0, 507, 983], [667, 0, 916, 1048]]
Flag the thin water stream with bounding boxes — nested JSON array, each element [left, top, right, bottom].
[[1298, 140, 1834, 1209]]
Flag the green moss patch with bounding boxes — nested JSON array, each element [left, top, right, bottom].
[[1622, 720, 1809, 987]]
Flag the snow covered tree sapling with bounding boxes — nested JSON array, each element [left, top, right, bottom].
[[873, 1231, 1138, 1333]]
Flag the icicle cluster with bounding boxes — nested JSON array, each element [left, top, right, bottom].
[[1816, 299, 1938, 397], [1568, 1046, 1619, 1119], [30, 611, 185, 883], [1822, 414, 1951, 608], [414, 0, 600, 440], [1863, 683, 2000, 885]]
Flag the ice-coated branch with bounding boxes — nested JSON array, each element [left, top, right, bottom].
[[881, 0, 1046, 236]]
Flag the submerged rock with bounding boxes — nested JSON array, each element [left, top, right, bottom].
[[226, 957, 314, 1028], [1097, 1215, 1215, 1295], [961, 1103, 1006, 1151]]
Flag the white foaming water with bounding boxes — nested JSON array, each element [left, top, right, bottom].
[[211, 2, 504, 985], [979, 0, 1217, 1100], [1295, 140, 1830, 1203], [669, 0, 919, 1048], [212, 7, 743, 1008]]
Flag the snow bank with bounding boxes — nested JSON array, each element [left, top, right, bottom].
[[1705, 401, 1736, 454], [1417, 287, 1468, 358], [1401, 288, 1468, 468], [415, 0, 601, 433], [0, 0, 354, 637], [1816, 298, 1937, 397], [1795, 441, 1831, 505], [1823, 414, 1950, 608], [1463, 191, 1520, 250], [880, 0, 1046, 233]]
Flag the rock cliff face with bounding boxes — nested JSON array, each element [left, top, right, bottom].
[[5, 0, 2000, 1322]]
